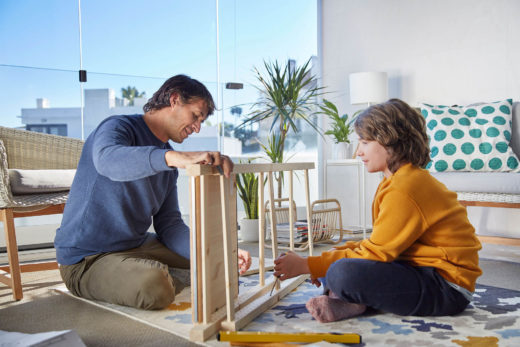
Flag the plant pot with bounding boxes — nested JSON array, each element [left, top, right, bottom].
[[239, 218, 259, 242], [334, 142, 352, 159]]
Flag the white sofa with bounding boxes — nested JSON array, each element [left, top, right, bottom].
[[430, 102, 520, 245]]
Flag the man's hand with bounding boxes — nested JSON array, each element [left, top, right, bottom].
[[273, 251, 310, 281], [238, 249, 252, 275], [165, 151, 234, 177]]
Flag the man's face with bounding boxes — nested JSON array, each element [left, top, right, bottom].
[[166, 94, 208, 143]]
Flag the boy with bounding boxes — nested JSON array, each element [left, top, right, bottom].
[[274, 99, 481, 322]]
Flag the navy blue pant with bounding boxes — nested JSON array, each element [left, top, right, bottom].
[[322, 258, 469, 316]]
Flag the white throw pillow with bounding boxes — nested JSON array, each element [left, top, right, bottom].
[[9, 169, 76, 194], [421, 99, 520, 172]]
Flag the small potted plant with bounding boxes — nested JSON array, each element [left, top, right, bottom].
[[236, 160, 260, 241], [319, 99, 361, 159]]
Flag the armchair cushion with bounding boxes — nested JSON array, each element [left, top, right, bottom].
[[421, 99, 520, 173], [8, 169, 76, 194]]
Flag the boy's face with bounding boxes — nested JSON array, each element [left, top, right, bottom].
[[356, 139, 392, 178]]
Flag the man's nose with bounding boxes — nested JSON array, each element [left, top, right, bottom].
[[192, 122, 201, 133]]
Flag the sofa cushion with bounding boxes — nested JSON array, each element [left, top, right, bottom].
[[9, 169, 76, 194], [432, 172, 520, 194], [421, 99, 520, 173]]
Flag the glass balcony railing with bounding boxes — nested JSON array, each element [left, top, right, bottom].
[[0, 0, 319, 250]]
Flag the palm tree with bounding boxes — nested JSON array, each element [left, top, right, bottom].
[[121, 86, 146, 106]]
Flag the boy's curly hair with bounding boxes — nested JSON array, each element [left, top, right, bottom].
[[354, 98, 430, 173]]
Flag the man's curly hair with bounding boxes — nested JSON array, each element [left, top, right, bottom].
[[143, 74, 215, 115]]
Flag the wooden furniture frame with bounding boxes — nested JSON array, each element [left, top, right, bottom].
[[186, 162, 314, 342], [0, 206, 62, 300]]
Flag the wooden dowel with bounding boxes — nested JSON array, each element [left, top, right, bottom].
[[304, 169, 313, 256], [258, 172, 265, 286], [219, 175, 234, 322], [267, 172, 280, 291], [288, 170, 294, 252], [200, 176, 210, 324]]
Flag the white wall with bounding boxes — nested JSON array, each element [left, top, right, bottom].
[[320, 0, 520, 237]]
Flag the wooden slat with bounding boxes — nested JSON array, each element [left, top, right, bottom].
[[459, 200, 520, 209], [220, 275, 308, 332], [0, 261, 58, 273], [288, 170, 294, 251], [234, 278, 277, 311], [186, 162, 315, 177], [200, 175, 210, 323], [191, 276, 305, 342], [267, 172, 279, 292], [189, 279, 275, 342], [477, 235, 520, 246], [189, 176, 202, 323], [220, 175, 234, 322], [304, 169, 313, 256], [258, 172, 265, 287], [0, 270, 12, 286], [13, 204, 65, 218]]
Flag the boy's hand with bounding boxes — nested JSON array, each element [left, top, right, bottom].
[[273, 251, 310, 281], [310, 277, 321, 287]]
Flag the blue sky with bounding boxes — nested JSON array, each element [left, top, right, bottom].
[[0, 0, 317, 128]]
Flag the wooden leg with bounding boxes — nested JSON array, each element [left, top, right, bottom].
[[189, 176, 202, 323], [304, 169, 313, 256], [1, 209, 23, 301], [288, 170, 294, 251], [258, 172, 265, 287], [220, 175, 234, 322], [267, 172, 280, 291]]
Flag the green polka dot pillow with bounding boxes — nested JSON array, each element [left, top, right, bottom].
[[421, 99, 520, 172]]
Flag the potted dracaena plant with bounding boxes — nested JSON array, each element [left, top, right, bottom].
[[236, 159, 260, 241], [240, 58, 324, 200], [319, 98, 362, 159]]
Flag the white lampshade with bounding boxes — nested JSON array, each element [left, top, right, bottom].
[[349, 71, 388, 105]]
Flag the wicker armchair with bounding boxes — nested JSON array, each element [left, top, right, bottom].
[[0, 126, 83, 300]]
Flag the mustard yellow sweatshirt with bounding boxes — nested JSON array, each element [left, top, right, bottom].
[[307, 163, 482, 292]]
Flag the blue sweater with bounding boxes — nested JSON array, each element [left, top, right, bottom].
[[54, 115, 190, 265]]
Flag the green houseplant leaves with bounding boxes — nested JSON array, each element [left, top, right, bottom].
[[320, 99, 361, 144], [236, 161, 259, 220]]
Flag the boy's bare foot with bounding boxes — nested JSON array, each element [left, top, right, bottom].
[[305, 295, 366, 323]]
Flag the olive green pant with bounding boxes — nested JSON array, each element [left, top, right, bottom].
[[60, 234, 190, 310]]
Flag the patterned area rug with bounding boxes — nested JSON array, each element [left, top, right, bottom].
[[246, 279, 520, 347], [56, 272, 520, 347]]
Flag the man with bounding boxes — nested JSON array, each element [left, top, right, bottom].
[[55, 75, 251, 310]]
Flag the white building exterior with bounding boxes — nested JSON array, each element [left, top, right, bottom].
[[20, 88, 242, 155]]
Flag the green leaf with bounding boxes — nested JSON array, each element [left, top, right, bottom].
[[236, 159, 259, 219]]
